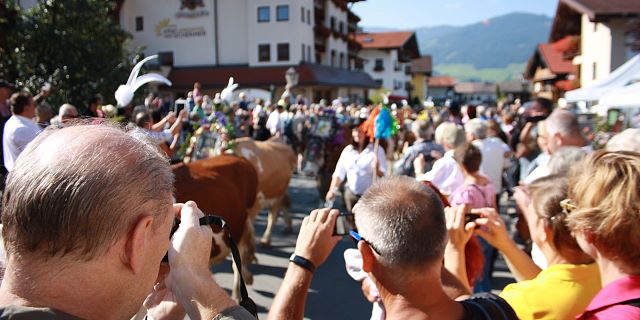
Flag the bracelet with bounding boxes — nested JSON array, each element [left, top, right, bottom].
[[289, 254, 316, 273]]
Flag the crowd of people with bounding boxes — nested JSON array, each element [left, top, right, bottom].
[[0, 76, 639, 320]]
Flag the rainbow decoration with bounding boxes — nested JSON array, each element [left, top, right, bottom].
[[360, 106, 399, 142]]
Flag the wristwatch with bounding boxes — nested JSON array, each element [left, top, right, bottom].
[[289, 254, 316, 273]]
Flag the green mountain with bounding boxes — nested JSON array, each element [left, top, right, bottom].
[[417, 12, 552, 81], [365, 12, 553, 82]]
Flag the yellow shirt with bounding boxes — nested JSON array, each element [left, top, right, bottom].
[[499, 263, 601, 320]]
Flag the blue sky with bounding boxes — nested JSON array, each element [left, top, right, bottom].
[[350, 0, 558, 29]]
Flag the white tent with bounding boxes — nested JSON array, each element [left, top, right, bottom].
[[599, 81, 640, 107], [565, 54, 640, 102]]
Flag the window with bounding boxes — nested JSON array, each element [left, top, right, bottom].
[[593, 22, 598, 32], [374, 59, 384, 71], [375, 79, 383, 88], [258, 6, 270, 23], [135, 16, 144, 31], [307, 10, 311, 25], [339, 22, 344, 34], [307, 46, 311, 63], [259, 44, 270, 62], [301, 44, 305, 61], [592, 62, 597, 80], [277, 5, 289, 21], [339, 53, 344, 68], [330, 17, 336, 31], [331, 50, 336, 66], [301, 7, 305, 22], [278, 43, 290, 61]]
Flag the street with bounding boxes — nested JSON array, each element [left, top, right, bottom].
[[212, 174, 515, 319]]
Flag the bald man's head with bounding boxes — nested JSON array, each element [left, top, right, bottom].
[[2, 125, 174, 260]]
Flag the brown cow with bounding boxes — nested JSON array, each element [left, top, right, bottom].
[[172, 155, 260, 300], [232, 137, 296, 247]]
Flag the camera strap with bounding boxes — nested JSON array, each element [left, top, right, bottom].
[[199, 215, 259, 319]]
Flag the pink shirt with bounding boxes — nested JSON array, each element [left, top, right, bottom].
[[577, 275, 640, 319], [449, 179, 496, 209]]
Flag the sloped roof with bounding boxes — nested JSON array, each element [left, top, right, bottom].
[[428, 76, 456, 87], [355, 31, 415, 49], [539, 37, 578, 75], [167, 63, 378, 90], [454, 82, 497, 94]]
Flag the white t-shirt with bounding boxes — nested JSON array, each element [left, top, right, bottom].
[[333, 144, 387, 195], [418, 150, 464, 196], [3, 114, 42, 171], [473, 137, 510, 195]]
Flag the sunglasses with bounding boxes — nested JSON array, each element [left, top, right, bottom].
[[560, 198, 577, 215], [349, 229, 382, 256]]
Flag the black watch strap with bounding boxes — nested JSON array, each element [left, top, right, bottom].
[[289, 254, 316, 273]]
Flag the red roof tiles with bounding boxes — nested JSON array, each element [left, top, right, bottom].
[[538, 36, 579, 75], [355, 31, 415, 49], [428, 76, 456, 87]]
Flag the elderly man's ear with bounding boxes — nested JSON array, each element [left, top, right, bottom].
[[358, 241, 375, 273], [122, 214, 155, 275]]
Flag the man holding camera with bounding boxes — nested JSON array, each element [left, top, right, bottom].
[[268, 176, 517, 320], [0, 125, 252, 319]]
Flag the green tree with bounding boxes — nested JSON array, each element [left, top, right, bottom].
[[0, 0, 137, 111]]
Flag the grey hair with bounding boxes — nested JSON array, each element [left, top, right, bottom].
[[548, 146, 587, 175], [58, 103, 77, 118], [353, 176, 447, 268], [606, 128, 640, 153], [2, 124, 174, 260], [435, 122, 465, 148], [36, 103, 53, 116], [464, 118, 487, 140], [411, 120, 433, 140], [545, 109, 581, 137]]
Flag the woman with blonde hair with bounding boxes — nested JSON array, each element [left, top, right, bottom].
[[566, 151, 640, 319]]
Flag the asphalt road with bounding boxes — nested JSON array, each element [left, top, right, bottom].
[[212, 174, 515, 319], [212, 174, 371, 319]]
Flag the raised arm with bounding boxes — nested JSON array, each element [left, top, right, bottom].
[[268, 209, 341, 320]]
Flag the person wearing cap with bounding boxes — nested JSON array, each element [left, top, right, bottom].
[[2, 91, 42, 172]]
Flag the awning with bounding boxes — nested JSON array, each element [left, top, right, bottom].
[[599, 81, 640, 107], [166, 63, 378, 90], [565, 54, 640, 102]]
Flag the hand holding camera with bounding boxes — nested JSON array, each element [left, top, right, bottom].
[[294, 209, 342, 268]]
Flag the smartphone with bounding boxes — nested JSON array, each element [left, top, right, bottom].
[[174, 99, 186, 114], [464, 213, 481, 224], [334, 213, 355, 236]]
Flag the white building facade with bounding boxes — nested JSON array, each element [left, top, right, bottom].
[[117, 0, 375, 102], [355, 31, 420, 100]]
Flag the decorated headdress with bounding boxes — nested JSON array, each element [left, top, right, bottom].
[[114, 55, 172, 107]]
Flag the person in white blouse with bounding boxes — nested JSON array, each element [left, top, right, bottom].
[[326, 127, 387, 212], [2, 92, 41, 172], [415, 122, 466, 196]]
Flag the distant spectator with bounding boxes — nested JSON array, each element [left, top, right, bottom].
[[465, 119, 509, 205], [82, 94, 104, 118], [35, 103, 54, 129], [2, 91, 42, 171], [415, 122, 465, 196], [547, 146, 587, 175], [395, 120, 444, 177], [449, 142, 496, 293], [58, 104, 79, 123]]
